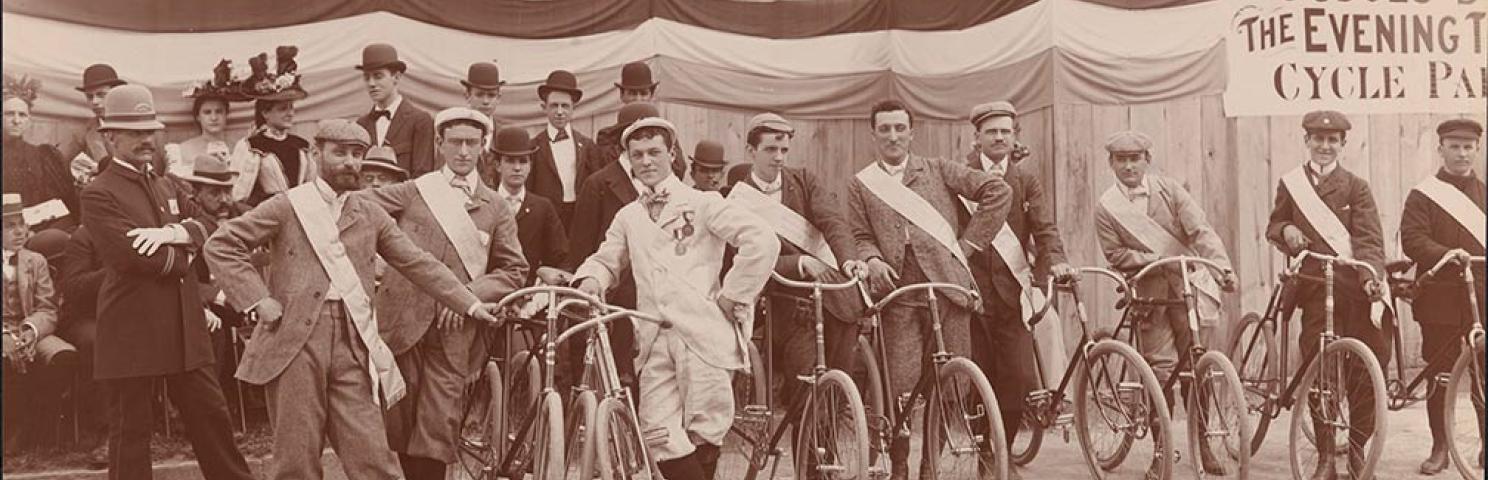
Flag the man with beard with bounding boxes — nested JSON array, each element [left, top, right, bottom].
[[206, 119, 505, 480], [356, 108, 528, 480], [79, 84, 253, 479], [1265, 110, 1389, 480], [356, 43, 436, 176], [65, 64, 127, 185]]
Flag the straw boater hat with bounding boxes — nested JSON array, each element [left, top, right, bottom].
[[537, 70, 583, 103], [461, 62, 506, 90], [180, 154, 238, 187], [362, 146, 408, 180], [615, 62, 659, 90], [97, 85, 166, 131], [492, 126, 538, 157], [2, 193, 22, 218], [356, 44, 408, 73], [434, 107, 494, 136], [75, 64, 126, 92]]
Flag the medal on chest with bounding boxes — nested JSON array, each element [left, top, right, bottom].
[[673, 212, 696, 256]]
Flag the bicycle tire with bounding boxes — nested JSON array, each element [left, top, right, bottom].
[[1074, 339, 1175, 480], [722, 341, 770, 476], [1287, 337, 1385, 480], [854, 335, 891, 479], [455, 360, 504, 480], [1189, 350, 1252, 479], [565, 390, 598, 479], [1229, 312, 1279, 456], [531, 392, 567, 480], [792, 369, 871, 480], [922, 357, 1009, 480], [508, 350, 542, 433], [593, 397, 661, 480], [1445, 334, 1485, 480], [1010, 408, 1045, 466]]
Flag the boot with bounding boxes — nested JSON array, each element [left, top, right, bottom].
[[1309, 453, 1338, 480], [1418, 447, 1449, 475], [658, 453, 706, 480], [695, 443, 721, 479], [1199, 441, 1227, 475], [889, 437, 909, 480]]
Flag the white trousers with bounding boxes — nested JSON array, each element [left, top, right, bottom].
[[637, 329, 734, 461]]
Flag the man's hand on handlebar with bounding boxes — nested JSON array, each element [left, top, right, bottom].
[[1447, 248, 1474, 266], [1282, 225, 1310, 252], [842, 260, 868, 280], [865, 257, 899, 294], [1220, 269, 1238, 293], [800, 256, 833, 281], [575, 277, 604, 301], [536, 267, 573, 286], [1051, 262, 1076, 283], [468, 303, 502, 326], [716, 295, 746, 324], [1364, 279, 1385, 302]]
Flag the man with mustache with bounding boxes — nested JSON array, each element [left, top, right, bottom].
[[356, 44, 436, 177], [1399, 118, 1485, 475], [355, 108, 529, 480], [79, 84, 254, 479], [206, 119, 505, 480], [1265, 110, 1389, 480], [845, 100, 1011, 480]]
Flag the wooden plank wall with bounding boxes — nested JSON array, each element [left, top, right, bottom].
[[18, 99, 1482, 368]]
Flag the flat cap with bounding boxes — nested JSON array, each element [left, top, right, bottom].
[[1302, 110, 1351, 132], [315, 118, 371, 147], [621, 117, 677, 145], [1104, 130, 1153, 154], [434, 107, 493, 135], [746, 112, 794, 134], [969, 100, 1017, 127], [1437, 118, 1484, 141]]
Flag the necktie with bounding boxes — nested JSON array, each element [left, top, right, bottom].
[[642, 188, 669, 221], [451, 176, 474, 198], [371, 109, 391, 121], [552, 128, 569, 143], [506, 196, 521, 214]]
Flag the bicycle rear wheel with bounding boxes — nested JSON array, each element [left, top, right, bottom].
[[593, 397, 661, 480], [1445, 334, 1485, 480], [1229, 312, 1279, 456], [1010, 409, 1045, 466], [923, 357, 1009, 480], [793, 369, 870, 480], [455, 360, 503, 480], [1074, 340, 1174, 480], [530, 392, 567, 480], [564, 390, 598, 479], [852, 335, 892, 479], [721, 341, 770, 475], [1189, 351, 1252, 479], [1288, 338, 1385, 480]]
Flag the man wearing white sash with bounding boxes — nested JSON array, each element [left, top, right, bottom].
[[1094, 130, 1238, 476], [356, 109, 529, 480], [845, 100, 1010, 480], [206, 120, 503, 480], [727, 112, 867, 394], [960, 101, 1074, 473], [574, 118, 779, 480], [1399, 118, 1486, 475], [1265, 110, 1389, 480]]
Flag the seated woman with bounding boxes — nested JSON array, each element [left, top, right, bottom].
[[2, 74, 80, 231], [2, 193, 77, 453]]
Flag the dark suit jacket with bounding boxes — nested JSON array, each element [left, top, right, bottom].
[[566, 161, 638, 307], [80, 159, 217, 379], [357, 100, 437, 177], [528, 126, 600, 209], [1266, 165, 1385, 300], [733, 165, 863, 322], [962, 152, 1067, 310], [512, 192, 568, 286], [846, 155, 1011, 309], [60, 225, 104, 327], [1399, 170, 1487, 327]]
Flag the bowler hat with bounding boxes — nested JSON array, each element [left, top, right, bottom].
[[97, 85, 166, 131], [615, 62, 659, 90], [690, 140, 727, 169], [362, 146, 408, 179], [2, 193, 22, 217], [461, 62, 506, 90], [355, 43, 408, 73], [1302, 110, 1351, 133], [616, 102, 660, 128], [492, 126, 538, 157], [537, 70, 583, 103], [1436, 118, 1484, 141], [181, 154, 238, 187], [76, 64, 126, 92]]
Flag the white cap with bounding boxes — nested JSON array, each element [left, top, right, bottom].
[[434, 107, 494, 135]]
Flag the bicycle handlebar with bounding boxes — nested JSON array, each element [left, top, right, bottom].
[[493, 285, 605, 313], [1026, 266, 1133, 326], [769, 271, 864, 291], [1423, 253, 1487, 279], [1288, 250, 1381, 281], [554, 308, 669, 346], [864, 282, 979, 316], [1130, 256, 1231, 283]]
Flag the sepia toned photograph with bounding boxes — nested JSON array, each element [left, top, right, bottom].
[[1, 0, 1484, 479]]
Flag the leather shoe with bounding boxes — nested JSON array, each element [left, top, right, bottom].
[[1310, 454, 1338, 480], [1200, 442, 1227, 475], [1418, 448, 1449, 475]]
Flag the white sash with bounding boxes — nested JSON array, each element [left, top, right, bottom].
[[727, 182, 838, 267], [855, 164, 969, 271], [286, 185, 406, 408], [413, 173, 490, 279], [1280, 166, 1389, 326], [1414, 175, 1487, 249], [1099, 186, 1224, 324]]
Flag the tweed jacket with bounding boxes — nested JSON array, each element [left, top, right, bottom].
[[1095, 175, 1232, 298], [4, 249, 58, 338]]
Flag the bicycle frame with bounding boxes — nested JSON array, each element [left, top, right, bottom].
[[1113, 256, 1232, 403], [1383, 255, 1487, 411], [1021, 267, 1133, 432]]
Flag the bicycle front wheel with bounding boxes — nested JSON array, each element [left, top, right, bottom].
[[530, 392, 567, 480], [1073, 339, 1174, 480], [593, 397, 661, 480], [923, 357, 1009, 480], [1229, 312, 1280, 457], [793, 369, 870, 480], [1445, 334, 1485, 480], [455, 360, 503, 480], [1189, 350, 1252, 479], [565, 390, 598, 479], [1288, 337, 1385, 480]]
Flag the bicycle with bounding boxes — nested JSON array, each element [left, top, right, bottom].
[[852, 281, 1008, 479], [1009, 266, 1176, 480], [1381, 253, 1485, 479], [1228, 250, 1389, 480], [1109, 256, 1251, 478], [726, 272, 871, 479]]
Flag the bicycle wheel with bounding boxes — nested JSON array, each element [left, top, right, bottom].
[[853, 335, 892, 479], [507, 350, 542, 434], [565, 390, 598, 479], [1288, 338, 1386, 480], [530, 392, 567, 480], [921, 357, 1009, 480], [721, 341, 769, 475], [1229, 312, 1279, 456], [1189, 350, 1252, 479], [1074, 339, 1174, 480], [1010, 408, 1045, 466], [1445, 334, 1485, 480], [593, 397, 661, 480], [793, 369, 870, 480], [455, 360, 504, 480]]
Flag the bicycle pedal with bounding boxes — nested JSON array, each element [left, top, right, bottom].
[[744, 405, 771, 416]]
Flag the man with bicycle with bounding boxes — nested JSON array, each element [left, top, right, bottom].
[[1399, 118, 1486, 475], [574, 117, 780, 480], [1093, 130, 1238, 477], [845, 100, 1011, 480], [1265, 110, 1390, 480]]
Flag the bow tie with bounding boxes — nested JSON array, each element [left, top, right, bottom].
[[371, 109, 391, 120], [551, 128, 569, 143], [642, 188, 669, 221]]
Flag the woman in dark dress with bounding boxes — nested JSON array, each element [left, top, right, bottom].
[[2, 74, 79, 231], [227, 46, 311, 205]]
